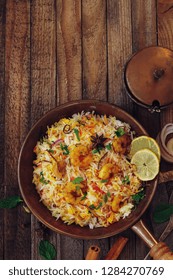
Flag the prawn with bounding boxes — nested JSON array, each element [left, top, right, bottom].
[[98, 163, 120, 180], [70, 145, 92, 169], [112, 134, 131, 154]]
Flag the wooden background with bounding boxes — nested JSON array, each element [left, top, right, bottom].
[[0, 0, 173, 260]]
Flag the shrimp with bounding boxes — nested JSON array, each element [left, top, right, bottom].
[[111, 195, 122, 212], [112, 134, 131, 155], [64, 182, 87, 204], [52, 161, 66, 179], [98, 163, 120, 180], [70, 145, 92, 169]]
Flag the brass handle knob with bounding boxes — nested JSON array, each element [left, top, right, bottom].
[[153, 68, 165, 80]]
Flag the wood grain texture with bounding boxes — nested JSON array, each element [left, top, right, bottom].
[[107, 0, 136, 260], [130, 0, 159, 259], [0, 0, 5, 260], [30, 0, 59, 260], [4, 0, 31, 259], [56, 0, 82, 104], [107, 0, 132, 109], [132, 0, 157, 51], [55, 0, 83, 259], [82, 0, 107, 100], [31, 0, 56, 124], [60, 236, 83, 260]]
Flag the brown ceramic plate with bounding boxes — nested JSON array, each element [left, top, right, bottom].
[[18, 100, 157, 239]]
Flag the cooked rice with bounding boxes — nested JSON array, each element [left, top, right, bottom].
[[33, 112, 142, 228]]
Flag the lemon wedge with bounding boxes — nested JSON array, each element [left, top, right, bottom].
[[130, 136, 160, 160], [131, 148, 159, 181]]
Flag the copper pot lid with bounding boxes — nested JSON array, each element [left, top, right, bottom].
[[125, 46, 173, 112]]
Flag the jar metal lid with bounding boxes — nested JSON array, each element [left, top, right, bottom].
[[124, 46, 173, 112]]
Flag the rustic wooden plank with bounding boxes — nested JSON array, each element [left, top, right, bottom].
[[30, 0, 59, 260], [82, 0, 107, 100], [4, 0, 31, 259], [0, 0, 5, 261], [82, 0, 109, 258], [107, 0, 133, 110], [56, 0, 82, 104], [107, 0, 136, 260], [132, 0, 157, 51], [60, 236, 83, 260], [55, 0, 83, 259]]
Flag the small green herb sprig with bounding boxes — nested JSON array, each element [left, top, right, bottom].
[[132, 189, 145, 205], [153, 204, 173, 223], [0, 196, 23, 209], [115, 127, 125, 137], [39, 240, 57, 260]]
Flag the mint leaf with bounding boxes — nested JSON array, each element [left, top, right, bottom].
[[75, 185, 80, 191], [89, 204, 96, 210], [39, 240, 56, 260], [96, 202, 102, 209], [72, 177, 84, 184], [122, 175, 130, 185], [40, 171, 48, 184], [106, 143, 112, 150], [81, 192, 87, 200], [73, 128, 80, 141], [132, 189, 145, 204], [47, 149, 54, 154], [0, 196, 23, 209], [115, 127, 125, 137], [92, 147, 103, 154], [60, 143, 69, 155], [101, 179, 108, 183], [153, 204, 173, 223], [103, 194, 108, 203]]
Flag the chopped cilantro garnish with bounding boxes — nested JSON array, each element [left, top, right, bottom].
[[81, 192, 87, 200], [96, 202, 103, 210], [92, 147, 103, 154], [40, 171, 48, 185], [72, 177, 84, 184], [106, 143, 112, 150], [89, 204, 96, 210], [115, 127, 125, 137], [60, 143, 69, 155], [103, 194, 108, 203], [101, 179, 108, 183], [122, 175, 130, 185], [107, 191, 111, 197], [75, 185, 80, 191], [73, 128, 80, 141], [47, 149, 54, 154]]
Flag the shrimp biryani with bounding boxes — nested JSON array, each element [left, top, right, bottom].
[[33, 112, 143, 229]]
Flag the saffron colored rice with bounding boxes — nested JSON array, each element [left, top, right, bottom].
[[33, 112, 142, 229]]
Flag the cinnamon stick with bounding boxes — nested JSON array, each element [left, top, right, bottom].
[[104, 236, 128, 260], [85, 245, 101, 260]]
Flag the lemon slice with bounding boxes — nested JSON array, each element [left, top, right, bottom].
[[130, 136, 160, 160], [131, 149, 159, 181]]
